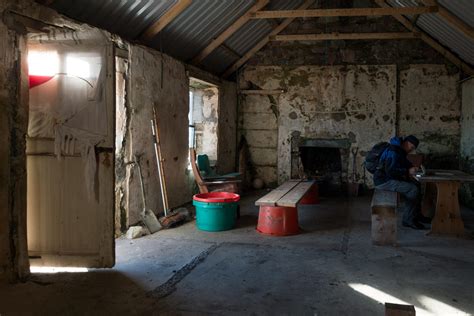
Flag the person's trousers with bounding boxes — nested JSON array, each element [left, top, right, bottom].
[[375, 180, 420, 225]]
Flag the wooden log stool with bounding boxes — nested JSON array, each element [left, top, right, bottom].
[[371, 189, 399, 246]]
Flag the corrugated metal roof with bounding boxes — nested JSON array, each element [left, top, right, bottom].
[[387, 0, 474, 66], [51, 0, 177, 39], [223, 0, 305, 66], [148, 0, 257, 61], [48, 0, 307, 76], [417, 14, 474, 66], [225, 20, 273, 56], [46, 0, 473, 76], [439, 0, 474, 28]]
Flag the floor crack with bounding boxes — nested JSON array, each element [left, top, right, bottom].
[[147, 243, 219, 299]]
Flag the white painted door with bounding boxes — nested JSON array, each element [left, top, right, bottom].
[[26, 41, 115, 268]]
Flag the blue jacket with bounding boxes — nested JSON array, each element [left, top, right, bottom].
[[373, 137, 413, 186]]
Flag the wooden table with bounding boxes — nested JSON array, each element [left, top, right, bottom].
[[415, 169, 474, 236]]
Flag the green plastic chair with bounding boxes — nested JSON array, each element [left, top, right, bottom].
[[197, 154, 240, 179]]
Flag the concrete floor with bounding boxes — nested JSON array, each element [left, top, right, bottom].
[[1, 191, 474, 315]]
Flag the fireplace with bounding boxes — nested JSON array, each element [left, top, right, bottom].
[[299, 146, 342, 177], [291, 136, 350, 195]]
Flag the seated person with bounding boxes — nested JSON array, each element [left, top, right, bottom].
[[373, 135, 430, 230]]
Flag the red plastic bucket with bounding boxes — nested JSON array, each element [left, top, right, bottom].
[[300, 183, 320, 205], [193, 192, 240, 203], [257, 206, 299, 236]]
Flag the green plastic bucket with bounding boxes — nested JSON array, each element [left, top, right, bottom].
[[192, 192, 240, 232]]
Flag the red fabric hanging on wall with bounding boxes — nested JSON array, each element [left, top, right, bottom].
[[29, 75, 54, 88]]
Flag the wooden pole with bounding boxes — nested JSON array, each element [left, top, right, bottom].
[[151, 107, 170, 215]]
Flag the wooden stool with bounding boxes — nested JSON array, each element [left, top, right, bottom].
[[371, 190, 398, 246]]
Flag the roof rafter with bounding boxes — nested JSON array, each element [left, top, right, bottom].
[[375, 0, 473, 75], [192, 0, 269, 64], [140, 0, 192, 41], [250, 6, 438, 19], [222, 0, 315, 78], [271, 32, 420, 41]]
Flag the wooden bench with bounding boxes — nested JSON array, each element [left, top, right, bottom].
[[371, 189, 398, 246], [255, 180, 316, 236]]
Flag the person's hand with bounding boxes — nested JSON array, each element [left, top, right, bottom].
[[409, 167, 419, 175]]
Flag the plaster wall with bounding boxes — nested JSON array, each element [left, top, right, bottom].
[[399, 65, 461, 162]]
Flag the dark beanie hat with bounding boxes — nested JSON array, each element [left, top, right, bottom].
[[404, 135, 419, 148]]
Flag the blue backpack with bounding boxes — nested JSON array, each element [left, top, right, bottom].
[[364, 142, 390, 174]]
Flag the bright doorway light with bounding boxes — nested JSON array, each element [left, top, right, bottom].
[[30, 266, 88, 273], [66, 56, 90, 78], [28, 51, 59, 76]]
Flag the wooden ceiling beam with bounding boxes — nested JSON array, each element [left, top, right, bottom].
[[222, 0, 315, 78], [420, 0, 474, 40], [375, 0, 474, 75], [141, 0, 192, 41], [271, 32, 420, 41], [250, 6, 438, 19], [192, 0, 269, 64]]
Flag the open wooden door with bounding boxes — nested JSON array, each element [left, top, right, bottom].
[[26, 36, 115, 268]]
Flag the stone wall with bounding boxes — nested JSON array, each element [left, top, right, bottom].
[[0, 0, 44, 282], [120, 46, 192, 226], [461, 79, 474, 208], [238, 64, 461, 187]]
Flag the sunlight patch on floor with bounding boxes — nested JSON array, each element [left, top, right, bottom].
[[349, 283, 431, 315], [30, 267, 88, 273]]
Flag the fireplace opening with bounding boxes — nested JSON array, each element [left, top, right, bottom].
[[299, 146, 343, 196]]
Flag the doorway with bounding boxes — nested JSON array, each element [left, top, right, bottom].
[[189, 77, 219, 165], [25, 34, 115, 269]]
